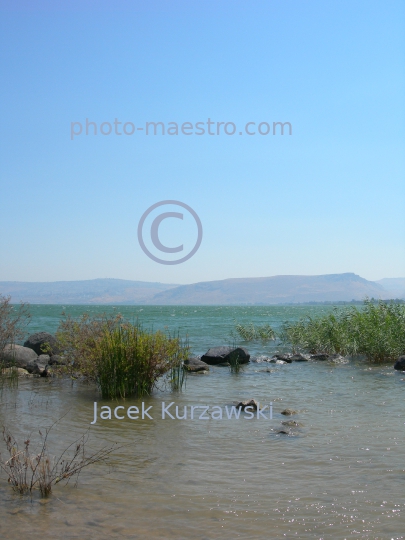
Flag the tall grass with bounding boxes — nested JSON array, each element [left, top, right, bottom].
[[234, 321, 276, 342], [0, 365, 19, 393], [96, 324, 188, 399], [56, 314, 189, 399], [280, 300, 405, 362]]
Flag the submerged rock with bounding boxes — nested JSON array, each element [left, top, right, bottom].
[[184, 358, 210, 372], [251, 355, 271, 363], [281, 408, 298, 416], [328, 354, 348, 364], [290, 353, 309, 362], [310, 353, 330, 361], [201, 346, 250, 366], [236, 399, 260, 411], [24, 332, 60, 356], [394, 356, 405, 371], [272, 353, 293, 363], [281, 420, 302, 427], [1, 344, 38, 368]]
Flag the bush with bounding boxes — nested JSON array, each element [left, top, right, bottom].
[[0, 295, 30, 389], [55, 313, 189, 398], [280, 300, 405, 362], [0, 295, 30, 358]]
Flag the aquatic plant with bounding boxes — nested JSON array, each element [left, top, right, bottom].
[[280, 300, 405, 362], [233, 321, 276, 342], [0, 366, 19, 393], [96, 324, 188, 399], [0, 423, 118, 497], [228, 349, 242, 373], [56, 314, 189, 398]]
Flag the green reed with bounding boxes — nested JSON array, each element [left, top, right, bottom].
[[96, 323, 188, 399], [233, 321, 276, 342], [280, 300, 405, 362]]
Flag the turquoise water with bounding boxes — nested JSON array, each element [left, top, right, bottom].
[[24, 304, 342, 357], [1, 305, 404, 539]]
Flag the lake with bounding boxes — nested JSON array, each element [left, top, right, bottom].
[[0, 305, 404, 539]]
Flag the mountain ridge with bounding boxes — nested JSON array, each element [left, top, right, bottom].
[[1, 273, 403, 305]]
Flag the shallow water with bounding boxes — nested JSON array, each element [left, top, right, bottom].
[[1, 306, 404, 539]]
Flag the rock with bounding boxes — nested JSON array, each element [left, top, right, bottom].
[[281, 408, 298, 416], [272, 353, 293, 363], [26, 357, 49, 377], [38, 354, 50, 364], [48, 355, 67, 366], [183, 358, 210, 372], [328, 354, 348, 363], [290, 353, 309, 362], [1, 367, 33, 378], [252, 355, 271, 363], [269, 359, 287, 364], [236, 399, 259, 411], [1, 344, 38, 368], [310, 353, 330, 361], [24, 332, 60, 356], [281, 420, 302, 427], [201, 346, 250, 366], [394, 356, 405, 371]]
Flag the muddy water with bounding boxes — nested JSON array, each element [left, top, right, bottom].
[[0, 306, 404, 539]]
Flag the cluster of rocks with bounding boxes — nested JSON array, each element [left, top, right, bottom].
[[184, 347, 355, 373], [184, 346, 250, 373], [251, 352, 347, 364], [1, 332, 66, 377]]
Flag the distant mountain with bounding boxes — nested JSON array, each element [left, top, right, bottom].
[[0, 279, 177, 304], [149, 273, 387, 305], [375, 278, 405, 299], [0, 273, 394, 305]]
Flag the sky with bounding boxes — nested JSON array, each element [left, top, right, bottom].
[[0, 0, 404, 284]]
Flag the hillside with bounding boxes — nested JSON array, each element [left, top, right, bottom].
[[149, 273, 387, 305], [0, 279, 177, 304], [0, 273, 393, 305]]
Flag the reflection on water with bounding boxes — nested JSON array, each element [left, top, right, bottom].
[[1, 306, 405, 538]]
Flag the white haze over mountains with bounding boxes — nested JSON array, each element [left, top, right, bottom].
[[0, 273, 404, 305]]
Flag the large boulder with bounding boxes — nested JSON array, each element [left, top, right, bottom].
[[1, 344, 38, 368], [24, 332, 60, 356], [184, 358, 210, 372], [201, 346, 250, 366], [394, 356, 405, 371]]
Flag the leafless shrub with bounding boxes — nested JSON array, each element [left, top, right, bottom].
[[0, 295, 31, 356], [0, 421, 119, 496]]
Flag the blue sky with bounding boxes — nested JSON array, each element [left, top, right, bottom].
[[0, 0, 404, 284]]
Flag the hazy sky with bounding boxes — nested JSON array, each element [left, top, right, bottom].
[[0, 0, 404, 284]]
